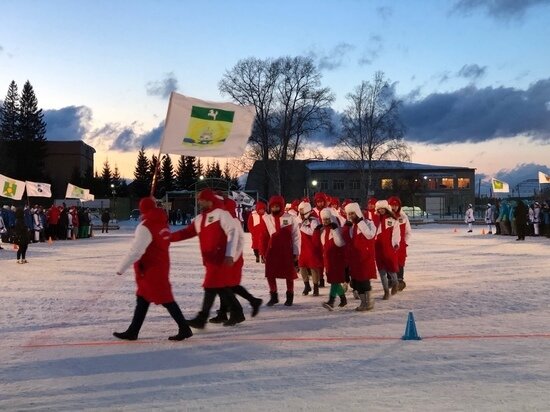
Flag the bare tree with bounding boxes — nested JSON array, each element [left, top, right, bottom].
[[338, 71, 410, 201], [219, 56, 334, 196]]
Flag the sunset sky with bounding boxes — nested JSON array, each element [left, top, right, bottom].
[[1, 0, 549, 190]]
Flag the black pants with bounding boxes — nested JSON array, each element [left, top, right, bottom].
[[352, 279, 372, 293], [126, 295, 190, 335], [16, 244, 28, 260]]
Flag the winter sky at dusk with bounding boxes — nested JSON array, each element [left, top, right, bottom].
[[1, 0, 549, 186]]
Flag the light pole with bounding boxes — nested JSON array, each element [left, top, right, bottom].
[[110, 183, 117, 223], [308, 179, 318, 198]]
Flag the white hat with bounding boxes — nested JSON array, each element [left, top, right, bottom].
[[487, 203, 492, 207], [375, 200, 391, 211], [344, 202, 362, 218], [320, 207, 333, 219], [298, 201, 312, 214]]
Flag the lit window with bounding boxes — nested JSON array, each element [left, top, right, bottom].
[[440, 178, 454, 189], [380, 179, 393, 190], [458, 178, 471, 189]]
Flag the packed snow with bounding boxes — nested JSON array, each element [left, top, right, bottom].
[[1, 222, 549, 411]]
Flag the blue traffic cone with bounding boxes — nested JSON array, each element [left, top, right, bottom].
[[402, 311, 422, 340]]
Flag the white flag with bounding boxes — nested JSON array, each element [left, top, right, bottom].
[[25, 181, 52, 198], [65, 183, 87, 199], [491, 178, 510, 193], [0, 174, 26, 200], [238, 191, 255, 207], [159, 92, 256, 157], [538, 171, 550, 184], [83, 189, 95, 201]]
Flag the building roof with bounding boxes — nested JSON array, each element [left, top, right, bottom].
[[306, 159, 474, 172]]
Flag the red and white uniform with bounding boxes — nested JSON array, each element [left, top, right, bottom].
[[375, 212, 401, 273], [117, 207, 174, 304], [247, 205, 265, 251], [225, 198, 245, 287], [342, 203, 377, 281], [315, 223, 346, 284], [298, 214, 323, 270], [171, 204, 237, 288], [396, 211, 411, 267]]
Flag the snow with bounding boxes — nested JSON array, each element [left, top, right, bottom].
[[1, 222, 549, 411]]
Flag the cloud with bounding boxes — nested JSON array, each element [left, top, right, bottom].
[[358, 35, 383, 66], [401, 78, 550, 143], [457, 64, 487, 80], [44, 106, 92, 141], [376, 6, 393, 20], [109, 122, 164, 151], [145, 72, 179, 98], [310, 43, 355, 71], [451, 0, 550, 21]]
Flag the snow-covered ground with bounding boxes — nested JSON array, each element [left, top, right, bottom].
[[1, 222, 549, 411]]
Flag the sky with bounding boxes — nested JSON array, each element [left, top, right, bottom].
[[1, 223, 550, 410], [1, 0, 550, 189]]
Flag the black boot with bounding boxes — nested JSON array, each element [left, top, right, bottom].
[[322, 295, 336, 311], [113, 295, 150, 341], [209, 310, 228, 323], [284, 291, 294, 306], [266, 291, 279, 306], [187, 311, 208, 329], [338, 294, 347, 307], [163, 301, 193, 341], [313, 284, 319, 296], [223, 310, 245, 326], [251, 298, 263, 317], [319, 277, 325, 288], [302, 281, 312, 296]]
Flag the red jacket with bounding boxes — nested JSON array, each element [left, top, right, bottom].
[[314, 225, 346, 284], [260, 212, 300, 280], [298, 216, 323, 269], [134, 208, 174, 304], [342, 219, 377, 281], [375, 214, 401, 273], [171, 207, 237, 288], [247, 210, 264, 250]]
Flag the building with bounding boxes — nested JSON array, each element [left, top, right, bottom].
[[245, 159, 476, 217], [44, 140, 95, 199]]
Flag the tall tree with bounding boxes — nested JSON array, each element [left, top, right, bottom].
[[19, 81, 47, 142], [196, 158, 203, 178], [0, 81, 20, 176], [101, 159, 112, 195], [161, 155, 175, 193], [175, 156, 197, 190], [149, 154, 161, 198], [219, 56, 334, 195], [338, 72, 410, 201], [111, 165, 122, 188], [132, 147, 150, 198]]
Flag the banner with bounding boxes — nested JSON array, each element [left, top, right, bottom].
[[83, 189, 95, 201], [491, 178, 510, 193], [231, 190, 256, 207], [159, 92, 255, 157], [538, 171, 550, 184], [0, 174, 26, 200], [25, 181, 52, 198], [65, 183, 87, 199]]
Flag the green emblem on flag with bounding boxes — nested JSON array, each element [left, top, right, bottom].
[[182, 106, 235, 147], [2, 181, 17, 198], [72, 187, 85, 198]]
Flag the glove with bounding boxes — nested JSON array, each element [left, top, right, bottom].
[[329, 222, 338, 229], [344, 221, 353, 227], [314, 224, 323, 231]]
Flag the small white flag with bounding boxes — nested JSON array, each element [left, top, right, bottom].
[[159, 92, 256, 158], [25, 181, 52, 198], [491, 178, 510, 193], [83, 190, 95, 201], [538, 171, 550, 184], [0, 174, 26, 200], [65, 183, 88, 199]]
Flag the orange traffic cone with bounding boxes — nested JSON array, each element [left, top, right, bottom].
[[453, 228, 458, 233], [48, 236, 53, 244], [481, 228, 486, 235]]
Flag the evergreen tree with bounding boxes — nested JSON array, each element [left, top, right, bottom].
[[101, 159, 112, 194], [184, 156, 198, 188], [0, 81, 19, 176], [161, 155, 175, 193], [149, 154, 161, 198], [211, 160, 222, 178], [175, 155, 186, 190], [223, 162, 232, 181], [132, 147, 150, 198], [196, 158, 204, 179], [112, 165, 122, 188], [19, 81, 46, 142]]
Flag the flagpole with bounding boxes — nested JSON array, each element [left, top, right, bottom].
[[150, 92, 175, 197]]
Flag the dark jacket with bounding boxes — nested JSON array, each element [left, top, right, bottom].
[[101, 211, 110, 223], [14, 215, 30, 246]]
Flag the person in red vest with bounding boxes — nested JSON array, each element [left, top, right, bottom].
[[247, 201, 266, 263], [113, 197, 193, 341], [315, 208, 347, 310], [47, 205, 60, 240], [260, 195, 300, 306], [171, 189, 245, 328], [375, 200, 401, 299], [388, 196, 412, 291], [342, 202, 377, 311]]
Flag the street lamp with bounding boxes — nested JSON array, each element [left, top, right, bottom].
[[110, 183, 117, 223]]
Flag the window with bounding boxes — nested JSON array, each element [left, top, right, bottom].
[[425, 178, 437, 190], [319, 180, 329, 191], [440, 177, 454, 189], [398, 179, 410, 190], [380, 178, 393, 190], [458, 178, 471, 189], [333, 179, 345, 191], [349, 180, 360, 190]]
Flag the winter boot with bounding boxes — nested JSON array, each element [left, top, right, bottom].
[[169, 328, 193, 341], [319, 277, 325, 288], [313, 284, 319, 296], [338, 294, 347, 307], [302, 281, 312, 296], [187, 311, 208, 329], [391, 283, 399, 295], [284, 291, 294, 306], [113, 331, 139, 340], [366, 291, 374, 310], [398, 280, 406, 291], [383, 288, 390, 300], [322, 296, 336, 311], [251, 298, 263, 317], [209, 310, 228, 324], [352, 290, 359, 300], [113, 295, 150, 340], [223, 310, 245, 326], [266, 291, 279, 306], [355, 293, 369, 312]]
